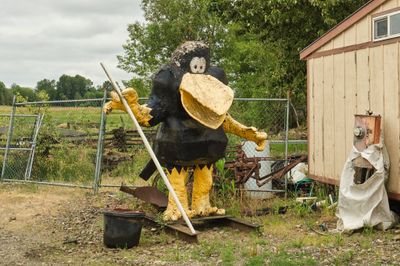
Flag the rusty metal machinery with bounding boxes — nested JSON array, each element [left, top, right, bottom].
[[220, 144, 307, 188], [223, 147, 265, 185]]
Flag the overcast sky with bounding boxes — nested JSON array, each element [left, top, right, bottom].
[[0, 0, 144, 88]]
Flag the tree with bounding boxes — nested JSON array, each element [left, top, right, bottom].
[[56, 75, 94, 100], [36, 90, 50, 102], [118, 0, 369, 125], [0, 82, 13, 105], [218, 0, 369, 104], [122, 77, 150, 97], [118, 0, 229, 78], [11, 84, 36, 102], [36, 79, 57, 100], [99, 81, 113, 92], [83, 87, 104, 99]]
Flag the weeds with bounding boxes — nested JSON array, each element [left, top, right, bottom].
[[266, 251, 318, 266], [293, 202, 312, 217], [165, 244, 186, 262], [214, 158, 236, 199], [192, 241, 221, 261], [359, 238, 372, 249], [16, 183, 39, 193], [289, 239, 304, 248], [244, 255, 265, 266], [154, 212, 167, 228], [333, 249, 354, 265], [362, 225, 375, 237], [334, 234, 344, 246], [221, 243, 235, 266]]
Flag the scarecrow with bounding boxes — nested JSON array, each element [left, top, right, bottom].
[[104, 41, 267, 221]]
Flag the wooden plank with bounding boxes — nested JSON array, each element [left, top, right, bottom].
[[333, 53, 347, 180], [397, 41, 400, 195], [369, 46, 385, 117], [300, 0, 387, 59], [309, 174, 340, 186], [372, 3, 383, 14], [372, 6, 400, 18], [344, 51, 358, 155], [382, 0, 397, 11], [319, 41, 334, 52], [344, 25, 357, 47], [367, 13, 372, 42], [383, 43, 399, 193], [323, 55, 335, 180], [333, 33, 344, 49], [356, 16, 370, 44], [308, 59, 315, 175], [313, 57, 325, 177], [143, 216, 198, 243], [308, 37, 400, 60], [356, 48, 371, 114]]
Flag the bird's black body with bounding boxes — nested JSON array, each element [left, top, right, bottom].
[[146, 64, 229, 168]]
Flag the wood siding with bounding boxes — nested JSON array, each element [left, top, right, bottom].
[[315, 0, 399, 53], [308, 0, 400, 195], [309, 42, 400, 194]]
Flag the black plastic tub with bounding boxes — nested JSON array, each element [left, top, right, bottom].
[[103, 209, 145, 248]]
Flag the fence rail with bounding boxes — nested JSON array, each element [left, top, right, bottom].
[[0, 93, 304, 195]]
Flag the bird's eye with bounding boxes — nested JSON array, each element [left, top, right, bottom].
[[190, 57, 206, 74]]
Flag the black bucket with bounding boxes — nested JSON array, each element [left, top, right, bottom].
[[103, 209, 145, 248]]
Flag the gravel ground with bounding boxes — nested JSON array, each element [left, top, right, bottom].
[[1, 184, 400, 265]]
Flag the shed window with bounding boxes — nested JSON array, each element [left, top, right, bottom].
[[373, 11, 400, 41], [374, 18, 388, 39], [390, 13, 400, 35]]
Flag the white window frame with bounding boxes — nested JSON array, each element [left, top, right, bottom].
[[373, 10, 400, 41]]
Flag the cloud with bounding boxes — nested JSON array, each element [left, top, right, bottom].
[[0, 0, 144, 88]]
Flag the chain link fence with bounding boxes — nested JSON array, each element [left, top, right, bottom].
[[0, 95, 107, 189], [0, 94, 306, 194]]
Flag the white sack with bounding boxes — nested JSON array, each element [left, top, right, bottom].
[[289, 162, 308, 184], [336, 140, 396, 231]]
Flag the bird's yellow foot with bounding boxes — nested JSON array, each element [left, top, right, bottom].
[[194, 206, 225, 217], [163, 207, 195, 221], [163, 167, 195, 221], [191, 165, 225, 217]]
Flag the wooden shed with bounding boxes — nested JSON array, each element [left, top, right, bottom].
[[300, 0, 400, 199]]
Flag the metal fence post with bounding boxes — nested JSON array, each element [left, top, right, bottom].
[[284, 93, 290, 199], [93, 89, 107, 193], [1, 96, 16, 181], [24, 114, 44, 180]]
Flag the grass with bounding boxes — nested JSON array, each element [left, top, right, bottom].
[[228, 196, 386, 265], [1, 182, 393, 265], [333, 250, 355, 265], [266, 251, 318, 266], [188, 230, 321, 266], [1, 101, 307, 187], [221, 243, 235, 266], [270, 142, 307, 158]]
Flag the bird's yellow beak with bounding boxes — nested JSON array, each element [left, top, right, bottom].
[[179, 73, 234, 129]]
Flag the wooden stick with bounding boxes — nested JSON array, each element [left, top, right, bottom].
[[100, 63, 196, 234]]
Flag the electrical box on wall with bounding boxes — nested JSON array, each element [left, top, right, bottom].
[[352, 113, 381, 184], [353, 114, 381, 152]]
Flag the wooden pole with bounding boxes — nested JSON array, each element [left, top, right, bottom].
[[100, 63, 196, 234]]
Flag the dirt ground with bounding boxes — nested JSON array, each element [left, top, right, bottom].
[[1, 183, 400, 266]]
